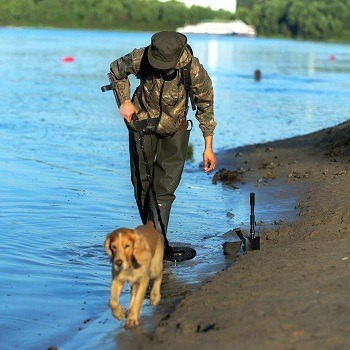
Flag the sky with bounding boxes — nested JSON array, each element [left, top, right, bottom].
[[159, 0, 237, 13]]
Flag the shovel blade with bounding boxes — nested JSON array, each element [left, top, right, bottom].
[[244, 235, 260, 251], [250, 236, 260, 250]]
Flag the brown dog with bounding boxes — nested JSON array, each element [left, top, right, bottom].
[[104, 221, 164, 327]]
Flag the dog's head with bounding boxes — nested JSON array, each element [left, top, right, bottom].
[[104, 228, 150, 270]]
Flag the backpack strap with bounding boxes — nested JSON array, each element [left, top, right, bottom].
[[181, 44, 196, 111], [181, 61, 196, 111]]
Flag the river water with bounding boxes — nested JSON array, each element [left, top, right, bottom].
[[1, 27, 349, 350]]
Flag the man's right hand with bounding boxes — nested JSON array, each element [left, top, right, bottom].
[[119, 100, 137, 123]]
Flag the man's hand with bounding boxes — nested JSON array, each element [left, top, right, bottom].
[[119, 100, 137, 123], [203, 148, 216, 172], [203, 135, 216, 173]]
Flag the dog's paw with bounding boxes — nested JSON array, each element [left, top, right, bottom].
[[110, 304, 125, 320], [124, 309, 140, 327], [150, 292, 161, 306], [124, 317, 139, 327]]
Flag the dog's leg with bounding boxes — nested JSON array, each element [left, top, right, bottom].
[[109, 278, 125, 320], [126, 283, 138, 318], [125, 277, 149, 327], [150, 250, 163, 306], [150, 273, 162, 306]]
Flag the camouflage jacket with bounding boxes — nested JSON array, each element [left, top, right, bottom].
[[110, 46, 216, 137]]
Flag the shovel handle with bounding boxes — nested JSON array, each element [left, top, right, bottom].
[[250, 192, 255, 206], [250, 192, 255, 236], [248, 192, 260, 250]]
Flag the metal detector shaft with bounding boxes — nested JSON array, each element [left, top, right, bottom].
[[101, 74, 170, 248], [101, 74, 196, 261], [137, 130, 170, 250]]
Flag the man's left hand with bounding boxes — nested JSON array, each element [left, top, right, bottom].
[[203, 149, 216, 173]]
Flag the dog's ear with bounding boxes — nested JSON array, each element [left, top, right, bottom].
[[104, 234, 113, 258], [132, 231, 151, 267]]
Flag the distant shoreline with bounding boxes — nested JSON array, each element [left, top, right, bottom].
[[1, 25, 349, 44]]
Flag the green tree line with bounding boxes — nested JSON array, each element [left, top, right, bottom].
[[0, 0, 232, 31], [237, 0, 350, 41], [1, 0, 350, 41]]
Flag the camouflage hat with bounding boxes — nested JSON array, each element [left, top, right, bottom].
[[148, 31, 187, 70]]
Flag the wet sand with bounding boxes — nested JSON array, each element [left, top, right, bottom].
[[119, 120, 350, 349]]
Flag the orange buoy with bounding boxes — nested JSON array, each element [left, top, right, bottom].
[[61, 56, 75, 63], [329, 55, 336, 61]]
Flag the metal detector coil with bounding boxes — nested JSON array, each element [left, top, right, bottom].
[[164, 246, 196, 262]]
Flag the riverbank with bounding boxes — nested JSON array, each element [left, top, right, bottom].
[[121, 120, 350, 349]]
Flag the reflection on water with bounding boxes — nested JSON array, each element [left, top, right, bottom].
[[1, 28, 350, 349]]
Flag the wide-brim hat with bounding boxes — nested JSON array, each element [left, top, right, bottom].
[[148, 31, 187, 70]]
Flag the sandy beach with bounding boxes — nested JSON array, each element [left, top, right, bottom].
[[118, 120, 350, 349]]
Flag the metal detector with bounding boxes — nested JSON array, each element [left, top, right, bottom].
[[101, 74, 196, 262]]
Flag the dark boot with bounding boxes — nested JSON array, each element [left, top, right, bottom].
[[148, 201, 171, 237]]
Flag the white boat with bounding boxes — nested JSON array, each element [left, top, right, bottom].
[[177, 20, 256, 37]]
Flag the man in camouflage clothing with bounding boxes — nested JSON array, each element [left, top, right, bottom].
[[110, 31, 216, 238]]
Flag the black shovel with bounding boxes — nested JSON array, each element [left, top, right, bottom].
[[223, 192, 260, 255], [101, 74, 196, 262], [245, 192, 260, 251]]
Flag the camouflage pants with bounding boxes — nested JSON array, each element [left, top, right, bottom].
[[129, 129, 190, 234]]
